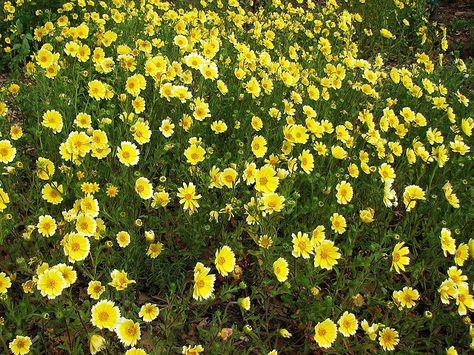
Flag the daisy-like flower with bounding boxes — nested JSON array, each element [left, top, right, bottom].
[[87, 280, 105, 300], [135, 177, 153, 200], [273, 257, 289, 282], [215, 245, 236, 276], [314, 239, 341, 270], [391, 242, 410, 273], [291, 232, 313, 258], [184, 144, 206, 165], [0, 272, 12, 294], [37, 268, 66, 299], [330, 212, 346, 234], [335, 181, 353, 205], [251, 135, 267, 158], [109, 269, 136, 291], [64, 233, 90, 263], [338, 311, 358, 337], [177, 182, 201, 215], [255, 165, 279, 193], [9, 335, 32, 355], [0, 139, 16, 163], [37, 215, 57, 237], [117, 141, 140, 166], [193, 263, 216, 301], [139, 303, 159, 322], [378, 327, 399, 351], [116, 319, 141, 347], [403, 185, 425, 211], [393, 287, 420, 309], [89, 335, 106, 355], [314, 318, 337, 348], [91, 300, 121, 330]]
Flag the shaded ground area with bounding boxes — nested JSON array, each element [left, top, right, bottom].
[[435, 0, 474, 58]]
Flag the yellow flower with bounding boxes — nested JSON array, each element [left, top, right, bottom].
[[393, 287, 420, 309], [211, 120, 227, 134], [438, 279, 457, 304], [91, 300, 121, 330], [258, 235, 273, 249], [116, 231, 131, 248], [36, 48, 54, 68], [378, 163, 396, 183], [251, 135, 267, 158], [335, 181, 353, 205], [9, 335, 32, 355], [251, 116, 263, 131], [454, 243, 469, 266], [89, 334, 106, 355], [359, 208, 375, 223], [87, 280, 105, 300], [41, 181, 64, 205], [125, 74, 146, 97], [391, 242, 410, 273], [37, 215, 57, 237], [106, 185, 119, 198], [75, 112, 91, 128], [455, 285, 474, 315], [76, 214, 97, 236], [177, 182, 201, 214], [273, 257, 289, 282], [260, 193, 285, 214], [215, 245, 236, 276], [125, 348, 146, 355], [0, 188, 10, 212], [380, 28, 396, 39], [361, 320, 379, 341], [255, 165, 279, 193], [0, 139, 16, 164], [314, 239, 341, 270], [193, 263, 216, 301], [160, 118, 175, 137], [447, 266, 468, 288], [403, 185, 425, 211], [220, 168, 238, 188], [182, 345, 204, 355], [41, 110, 63, 133], [246, 77, 261, 97], [279, 328, 292, 338], [80, 194, 99, 217], [147, 242, 164, 258], [314, 318, 337, 348], [238, 296, 251, 311], [338, 311, 358, 337], [64, 233, 90, 263], [10, 125, 23, 140], [440, 228, 456, 256], [0, 272, 12, 294], [330, 212, 346, 234], [299, 149, 314, 173], [139, 303, 159, 322], [135, 177, 153, 200], [378, 327, 399, 351], [117, 141, 140, 166], [184, 144, 206, 165], [116, 319, 141, 347], [109, 269, 136, 291], [37, 268, 66, 299], [291, 232, 313, 258]]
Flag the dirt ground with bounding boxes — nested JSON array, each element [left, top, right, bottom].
[[435, 0, 474, 58]]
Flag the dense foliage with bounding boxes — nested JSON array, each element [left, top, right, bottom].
[[0, 0, 473, 354]]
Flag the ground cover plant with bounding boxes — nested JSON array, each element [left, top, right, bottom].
[[0, 0, 473, 353]]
